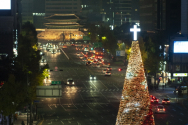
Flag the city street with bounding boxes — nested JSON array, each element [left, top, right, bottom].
[[36, 41, 188, 125]]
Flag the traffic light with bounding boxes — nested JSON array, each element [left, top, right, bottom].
[[118, 68, 122, 71]]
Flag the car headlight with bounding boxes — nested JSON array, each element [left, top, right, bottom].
[[94, 77, 96, 79], [72, 82, 74, 84], [90, 77, 92, 79], [67, 82, 69, 84]]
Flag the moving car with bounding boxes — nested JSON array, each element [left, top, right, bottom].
[[155, 105, 166, 113], [86, 61, 91, 66], [76, 53, 80, 56], [93, 60, 98, 64], [103, 62, 110, 67], [105, 71, 111, 76], [151, 97, 159, 103], [90, 75, 96, 80], [79, 56, 84, 59], [102, 69, 108, 73], [96, 64, 101, 68], [63, 45, 67, 48], [107, 66, 112, 71], [51, 49, 57, 54], [162, 98, 170, 104], [66, 78, 75, 85]]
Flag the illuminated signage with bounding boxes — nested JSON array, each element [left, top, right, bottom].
[[33, 13, 45, 16], [174, 41, 188, 53], [173, 73, 187, 77], [130, 25, 141, 41], [0, 0, 11, 10]]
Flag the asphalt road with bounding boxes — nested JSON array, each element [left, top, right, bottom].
[[36, 41, 188, 125]]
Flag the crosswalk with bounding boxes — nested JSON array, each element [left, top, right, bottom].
[[62, 88, 123, 93]]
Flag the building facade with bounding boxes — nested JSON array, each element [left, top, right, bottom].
[[140, 0, 181, 35], [21, 0, 33, 24], [168, 0, 188, 81], [45, 0, 81, 17], [114, 0, 132, 26], [0, 0, 20, 58]]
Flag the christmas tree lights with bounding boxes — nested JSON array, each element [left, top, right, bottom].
[[115, 41, 154, 125]]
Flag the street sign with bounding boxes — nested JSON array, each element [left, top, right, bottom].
[[51, 81, 61, 84], [116, 51, 121, 56], [93, 42, 103, 48], [116, 51, 125, 56]]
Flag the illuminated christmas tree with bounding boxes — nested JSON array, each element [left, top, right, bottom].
[[116, 25, 154, 125]]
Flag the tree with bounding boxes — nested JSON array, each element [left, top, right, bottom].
[[0, 74, 28, 116], [87, 23, 99, 43]]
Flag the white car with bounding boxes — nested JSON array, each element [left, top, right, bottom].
[[51, 49, 57, 54], [105, 71, 111, 76], [90, 75, 96, 80], [96, 64, 101, 68], [66, 78, 75, 85], [155, 105, 166, 113], [79, 56, 84, 59], [76, 53, 80, 56]]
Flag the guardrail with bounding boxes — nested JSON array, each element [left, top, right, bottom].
[[36, 85, 62, 97]]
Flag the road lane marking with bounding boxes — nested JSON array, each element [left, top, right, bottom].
[[98, 80, 108, 89], [79, 93, 93, 110], [100, 92, 110, 103], [60, 48, 69, 60], [113, 84, 118, 89], [48, 104, 52, 110], [61, 121, 64, 124], [59, 98, 67, 111]]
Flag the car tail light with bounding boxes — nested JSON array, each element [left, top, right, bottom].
[[167, 101, 170, 102], [151, 100, 153, 102], [157, 108, 159, 111], [157, 99, 159, 101], [162, 101, 165, 102], [163, 108, 165, 111]]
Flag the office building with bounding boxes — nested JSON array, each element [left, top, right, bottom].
[[0, 0, 20, 58], [21, 0, 33, 24], [45, 0, 81, 17], [33, 0, 45, 28], [168, 0, 188, 81], [140, 0, 181, 36], [114, 0, 132, 26]]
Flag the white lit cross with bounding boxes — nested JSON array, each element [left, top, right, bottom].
[[130, 25, 141, 41]]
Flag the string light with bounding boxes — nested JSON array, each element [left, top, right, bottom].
[[116, 41, 155, 125]]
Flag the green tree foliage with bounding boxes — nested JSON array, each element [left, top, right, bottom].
[[139, 37, 148, 63], [87, 24, 99, 43], [143, 37, 163, 74], [87, 24, 118, 55], [15, 22, 47, 102], [0, 74, 28, 116]]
